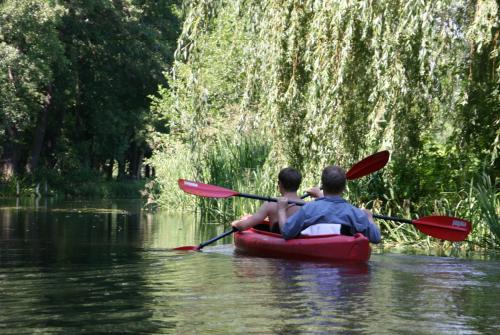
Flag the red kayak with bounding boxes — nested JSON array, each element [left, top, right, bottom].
[[234, 224, 371, 262]]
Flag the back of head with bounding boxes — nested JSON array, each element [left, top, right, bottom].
[[321, 166, 346, 194], [278, 167, 302, 192]]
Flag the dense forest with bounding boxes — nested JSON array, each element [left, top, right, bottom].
[[0, 0, 181, 194], [1, 1, 498, 247]]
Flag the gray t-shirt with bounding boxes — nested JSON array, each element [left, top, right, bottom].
[[282, 196, 381, 243]]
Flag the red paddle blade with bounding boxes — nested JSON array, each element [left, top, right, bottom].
[[178, 179, 239, 198], [173, 245, 200, 251], [346, 150, 390, 180], [413, 216, 472, 242]]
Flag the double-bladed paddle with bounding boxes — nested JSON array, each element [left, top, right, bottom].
[[174, 151, 390, 251], [177, 179, 306, 205], [174, 148, 471, 250], [174, 228, 238, 251], [173, 181, 304, 251], [175, 179, 472, 249], [346, 150, 390, 180]]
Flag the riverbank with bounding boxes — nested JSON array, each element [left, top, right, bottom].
[[0, 177, 145, 199]]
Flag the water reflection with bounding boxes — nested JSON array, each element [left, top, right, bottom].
[[232, 256, 371, 333], [1, 199, 500, 334], [0, 198, 221, 259]]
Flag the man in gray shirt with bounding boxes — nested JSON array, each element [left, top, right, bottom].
[[277, 165, 381, 244]]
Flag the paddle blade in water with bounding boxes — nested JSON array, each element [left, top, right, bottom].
[[173, 245, 200, 251], [346, 150, 390, 180], [178, 179, 239, 198], [413, 216, 472, 242]]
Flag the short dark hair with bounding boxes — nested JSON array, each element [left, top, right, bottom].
[[278, 167, 302, 192], [321, 166, 346, 194]]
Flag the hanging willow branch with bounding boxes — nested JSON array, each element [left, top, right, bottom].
[[158, 0, 499, 184]]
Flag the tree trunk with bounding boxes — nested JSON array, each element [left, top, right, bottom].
[[1, 127, 21, 179], [117, 159, 126, 180], [26, 87, 52, 174], [128, 141, 143, 179]]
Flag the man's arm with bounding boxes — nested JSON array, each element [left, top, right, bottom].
[[307, 187, 323, 198], [231, 203, 271, 231], [278, 197, 307, 240], [358, 209, 381, 243]]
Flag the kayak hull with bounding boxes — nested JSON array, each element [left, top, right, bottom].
[[234, 227, 371, 262]]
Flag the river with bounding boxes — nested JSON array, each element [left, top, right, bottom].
[[0, 198, 499, 334]]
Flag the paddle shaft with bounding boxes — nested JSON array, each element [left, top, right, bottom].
[[373, 214, 412, 224], [237, 193, 304, 205], [198, 228, 238, 250]]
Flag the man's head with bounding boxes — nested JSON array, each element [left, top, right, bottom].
[[321, 166, 346, 195], [278, 167, 302, 192]]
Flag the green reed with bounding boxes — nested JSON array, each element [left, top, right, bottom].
[[196, 135, 274, 221], [146, 140, 197, 210]]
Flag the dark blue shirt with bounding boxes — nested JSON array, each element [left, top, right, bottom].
[[282, 196, 381, 243]]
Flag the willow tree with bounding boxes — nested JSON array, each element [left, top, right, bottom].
[[154, 0, 498, 206]]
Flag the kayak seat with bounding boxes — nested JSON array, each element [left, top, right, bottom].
[[253, 222, 354, 236], [300, 223, 354, 236]]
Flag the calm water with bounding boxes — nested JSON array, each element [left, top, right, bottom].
[[1, 198, 499, 334]]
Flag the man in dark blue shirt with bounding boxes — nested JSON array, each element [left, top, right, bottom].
[[277, 165, 381, 243]]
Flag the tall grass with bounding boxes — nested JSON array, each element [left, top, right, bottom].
[[146, 140, 196, 209], [148, 134, 276, 219], [348, 172, 499, 250], [197, 135, 274, 221]]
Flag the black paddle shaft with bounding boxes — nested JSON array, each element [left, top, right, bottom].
[[373, 214, 413, 224], [198, 228, 238, 250], [237, 193, 305, 206]]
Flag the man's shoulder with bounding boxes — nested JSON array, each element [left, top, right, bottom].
[[305, 198, 323, 206], [304, 198, 331, 210]]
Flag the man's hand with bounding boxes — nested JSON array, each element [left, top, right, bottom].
[[362, 209, 378, 228], [307, 187, 323, 198], [231, 220, 243, 231], [231, 214, 253, 231], [277, 197, 288, 211], [361, 208, 373, 220]]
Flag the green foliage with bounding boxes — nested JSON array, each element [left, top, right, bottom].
[[0, 0, 65, 141], [196, 135, 273, 220], [473, 174, 500, 247], [0, 0, 182, 187], [150, 0, 499, 249]]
